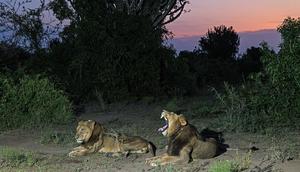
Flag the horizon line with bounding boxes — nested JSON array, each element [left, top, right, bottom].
[[172, 28, 278, 39]]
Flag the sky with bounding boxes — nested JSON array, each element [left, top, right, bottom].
[[167, 0, 300, 37]]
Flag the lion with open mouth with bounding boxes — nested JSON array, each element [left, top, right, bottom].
[[146, 110, 218, 166], [68, 120, 156, 157]]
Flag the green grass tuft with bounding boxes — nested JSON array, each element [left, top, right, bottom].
[[208, 160, 239, 172], [0, 147, 37, 167]]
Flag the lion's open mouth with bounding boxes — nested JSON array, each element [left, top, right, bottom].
[[158, 114, 168, 136]]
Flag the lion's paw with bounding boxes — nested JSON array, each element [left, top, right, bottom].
[[145, 158, 160, 166], [150, 162, 158, 167], [68, 151, 80, 157]]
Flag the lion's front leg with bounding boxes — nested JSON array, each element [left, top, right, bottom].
[[145, 153, 167, 165], [146, 147, 191, 166], [147, 154, 190, 166], [146, 154, 180, 166], [68, 146, 90, 157]]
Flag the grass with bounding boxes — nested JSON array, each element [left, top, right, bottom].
[[151, 164, 178, 172], [208, 151, 252, 172], [187, 98, 221, 118], [208, 160, 238, 172], [0, 147, 38, 167], [164, 97, 184, 112], [39, 126, 75, 145]]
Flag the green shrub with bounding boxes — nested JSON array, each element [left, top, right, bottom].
[[212, 83, 252, 132], [0, 74, 73, 131], [214, 17, 300, 133]]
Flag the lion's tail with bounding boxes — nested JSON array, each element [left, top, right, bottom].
[[148, 142, 156, 157]]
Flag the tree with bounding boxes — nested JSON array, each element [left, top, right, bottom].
[[238, 46, 263, 78], [0, 42, 30, 71], [0, 0, 55, 52], [49, 0, 189, 28], [198, 25, 240, 61], [216, 17, 300, 132], [46, 0, 179, 102]]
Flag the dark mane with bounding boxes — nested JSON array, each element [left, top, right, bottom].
[[167, 124, 197, 156]]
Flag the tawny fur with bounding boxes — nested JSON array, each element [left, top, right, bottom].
[[68, 120, 156, 157], [146, 110, 218, 166]]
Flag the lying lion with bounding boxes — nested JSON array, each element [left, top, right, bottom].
[[68, 120, 156, 157], [146, 110, 218, 166]]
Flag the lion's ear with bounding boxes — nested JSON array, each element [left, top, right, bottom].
[[87, 120, 96, 130], [178, 115, 187, 126], [78, 120, 84, 125]]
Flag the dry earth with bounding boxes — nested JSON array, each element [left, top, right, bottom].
[[0, 101, 299, 172]]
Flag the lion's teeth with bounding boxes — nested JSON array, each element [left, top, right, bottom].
[[161, 111, 165, 119]]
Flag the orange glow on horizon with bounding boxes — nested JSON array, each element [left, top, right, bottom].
[[168, 0, 300, 38]]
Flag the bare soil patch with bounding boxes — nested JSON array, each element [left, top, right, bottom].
[[0, 101, 299, 172]]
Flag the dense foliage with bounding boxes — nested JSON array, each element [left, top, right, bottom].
[[0, 0, 264, 104], [199, 25, 240, 61], [2, 0, 296, 134], [216, 17, 300, 132], [44, 13, 168, 102], [0, 74, 73, 131]]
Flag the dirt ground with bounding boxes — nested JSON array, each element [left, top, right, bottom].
[[0, 101, 299, 172]]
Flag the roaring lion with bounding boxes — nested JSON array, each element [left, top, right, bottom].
[[68, 120, 156, 157], [146, 110, 218, 166]]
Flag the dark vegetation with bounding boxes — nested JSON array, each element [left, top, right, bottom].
[[0, 0, 299, 134]]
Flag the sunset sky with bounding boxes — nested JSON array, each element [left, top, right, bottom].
[[167, 0, 300, 37]]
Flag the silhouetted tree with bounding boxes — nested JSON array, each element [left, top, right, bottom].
[[0, 0, 55, 52], [238, 46, 263, 78], [198, 25, 240, 61], [45, 0, 185, 102], [49, 0, 189, 28], [0, 0, 190, 102], [0, 43, 29, 71]]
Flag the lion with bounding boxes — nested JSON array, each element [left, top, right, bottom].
[[68, 120, 156, 157], [146, 110, 218, 166]]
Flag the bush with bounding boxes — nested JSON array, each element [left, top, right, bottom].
[[0, 74, 73, 131], [213, 83, 256, 132], [214, 17, 300, 133]]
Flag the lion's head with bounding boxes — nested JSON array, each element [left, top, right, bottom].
[[158, 110, 188, 137], [75, 120, 104, 144]]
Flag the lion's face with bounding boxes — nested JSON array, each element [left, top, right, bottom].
[[158, 110, 187, 137], [75, 120, 102, 144]]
